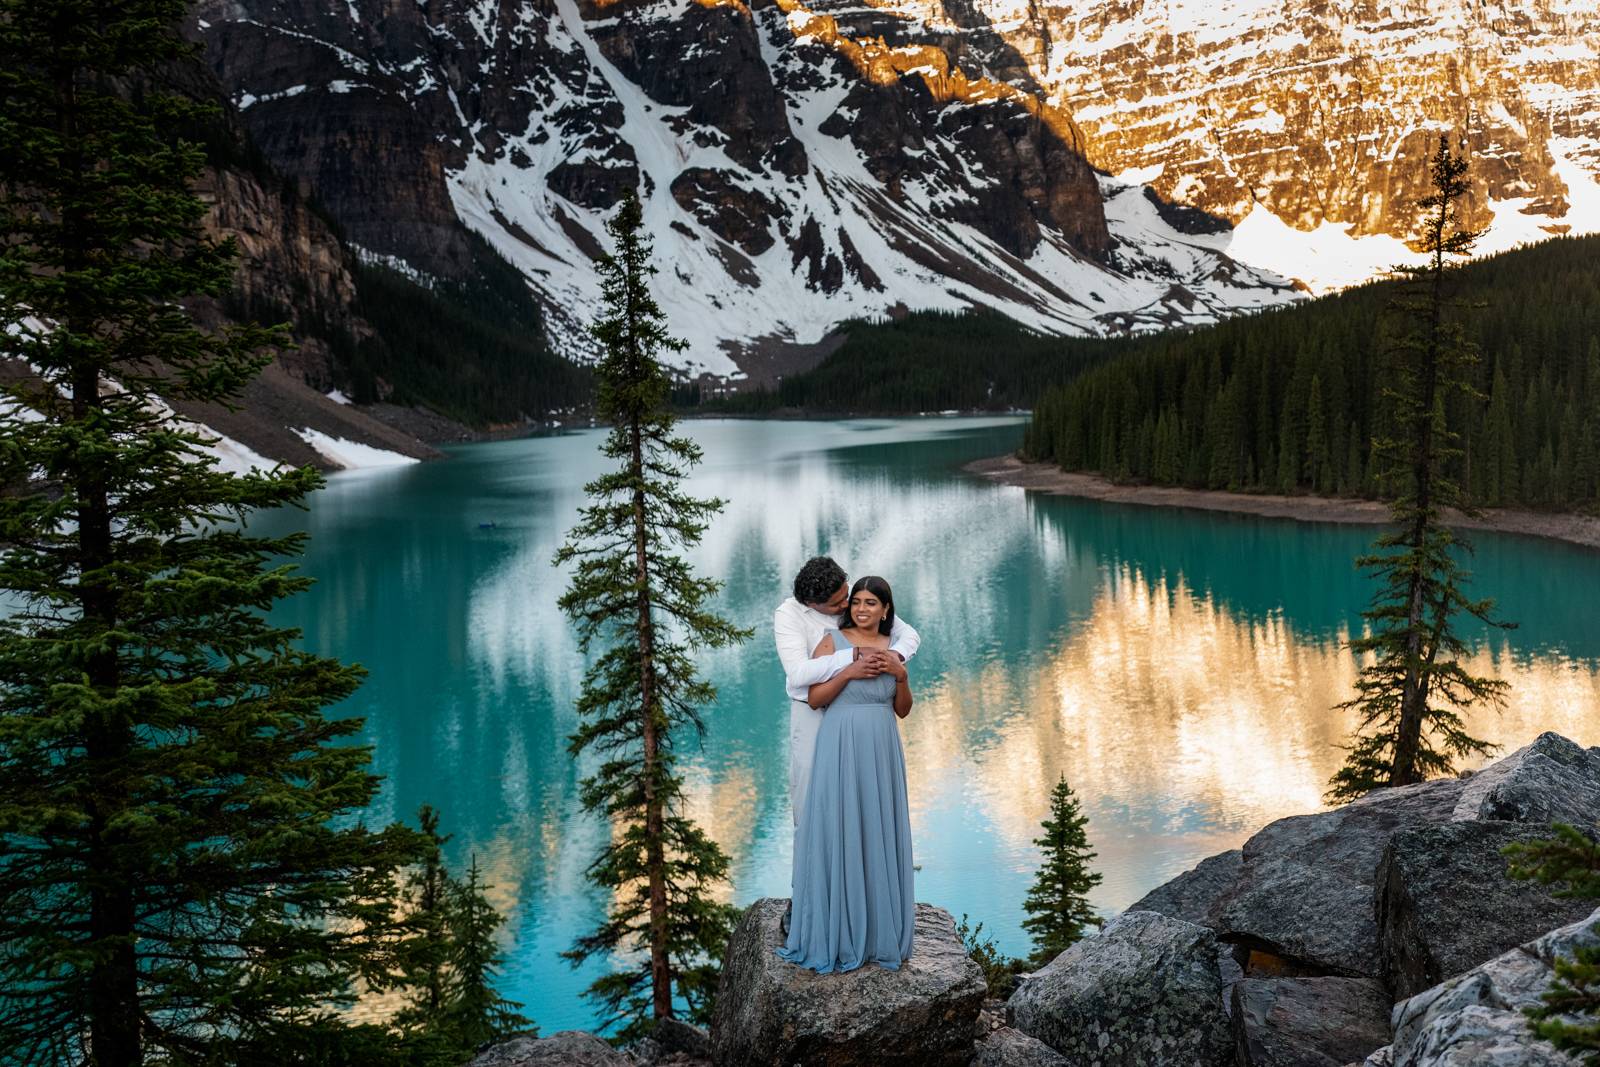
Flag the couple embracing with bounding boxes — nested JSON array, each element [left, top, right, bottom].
[[772, 556, 919, 974]]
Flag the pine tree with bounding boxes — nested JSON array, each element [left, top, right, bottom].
[[1504, 826, 1600, 1061], [1328, 139, 1512, 802], [445, 855, 532, 1053], [1021, 776, 1103, 965], [555, 192, 750, 1038], [394, 807, 465, 1063], [0, 2, 425, 1062], [1306, 374, 1331, 492]]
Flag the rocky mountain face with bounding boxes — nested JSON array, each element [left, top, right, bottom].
[[159, 58, 589, 468], [187, 0, 1301, 377], [189, 0, 1600, 377], [907, 0, 1600, 289]]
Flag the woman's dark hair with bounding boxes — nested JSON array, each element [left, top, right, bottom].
[[839, 575, 894, 636], [793, 556, 847, 606]]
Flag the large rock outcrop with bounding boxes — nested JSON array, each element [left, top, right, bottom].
[[709, 898, 985, 1066], [1375, 904, 1600, 1067], [969, 1025, 1071, 1066], [1127, 849, 1244, 927], [1007, 910, 1232, 1067], [1208, 733, 1600, 981], [1377, 820, 1599, 1000], [1450, 734, 1600, 826], [1212, 777, 1466, 977], [467, 1030, 629, 1066]]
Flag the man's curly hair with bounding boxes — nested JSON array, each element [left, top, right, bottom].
[[793, 556, 846, 607]]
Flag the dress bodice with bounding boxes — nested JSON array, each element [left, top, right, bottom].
[[826, 629, 898, 707]]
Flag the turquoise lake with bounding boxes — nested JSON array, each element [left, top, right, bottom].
[[249, 416, 1600, 1033]]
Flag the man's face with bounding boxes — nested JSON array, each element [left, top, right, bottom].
[[816, 581, 850, 617]]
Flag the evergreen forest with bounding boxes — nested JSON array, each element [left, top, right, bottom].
[[1022, 235, 1600, 512], [683, 309, 1137, 415]]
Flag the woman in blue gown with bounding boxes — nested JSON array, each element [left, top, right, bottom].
[[778, 575, 916, 973]]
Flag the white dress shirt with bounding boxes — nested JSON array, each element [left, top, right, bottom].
[[773, 596, 920, 702]]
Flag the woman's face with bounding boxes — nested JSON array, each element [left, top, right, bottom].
[[849, 589, 888, 630]]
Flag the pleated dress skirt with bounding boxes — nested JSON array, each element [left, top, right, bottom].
[[778, 665, 915, 974]]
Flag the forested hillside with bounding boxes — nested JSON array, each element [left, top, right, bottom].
[[687, 311, 1139, 414], [1023, 236, 1600, 512]]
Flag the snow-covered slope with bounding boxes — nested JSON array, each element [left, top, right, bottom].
[[191, 0, 1296, 376], [191, 0, 1600, 376]]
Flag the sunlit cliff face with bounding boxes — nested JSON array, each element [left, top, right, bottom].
[[797, 0, 1600, 289]]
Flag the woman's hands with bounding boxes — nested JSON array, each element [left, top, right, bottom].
[[842, 653, 885, 681], [808, 642, 909, 710]]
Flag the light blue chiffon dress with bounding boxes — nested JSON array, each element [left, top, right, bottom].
[[778, 630, 915, 973]]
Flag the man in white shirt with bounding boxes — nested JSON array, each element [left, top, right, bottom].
[[774, 556, 920, 826]]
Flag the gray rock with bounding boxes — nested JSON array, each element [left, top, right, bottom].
[[1377, 820, 1598, 1000], [1213, 776, 1467, 977], [1008, 910, 1232, 1067], [969, 1026, 1071, 1066], [709, 897, 985, 1067], [626, 1018, 712, 1066], [1451, 732, 1600, 826], [649, 1019, 709, 1059], [1360, 1049, 1394, 1067], [1129, 849, 1245, 926], [468, 1031, 629, 1067], [1230, 977, 1391, 1067], [1387, 905, 1600, 1066]]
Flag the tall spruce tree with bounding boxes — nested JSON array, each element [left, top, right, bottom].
[[1021, 775, 1102, 965], [1505, 826, 1600, 1061], [0, 1, 428, 1062], [554, 192, 749, 1038], [1327, 138, 1512, 802]]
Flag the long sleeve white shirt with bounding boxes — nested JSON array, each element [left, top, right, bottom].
[[773, 596, 921, 702]]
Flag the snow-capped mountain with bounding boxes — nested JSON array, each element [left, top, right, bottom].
[[190, 0, 1600, 377]]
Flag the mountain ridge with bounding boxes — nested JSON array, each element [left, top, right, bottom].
[[188, 0, 1600, 380]]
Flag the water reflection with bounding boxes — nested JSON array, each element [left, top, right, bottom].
[[252, 418, 1600, 1033]]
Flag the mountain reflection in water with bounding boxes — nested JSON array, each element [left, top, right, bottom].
[[249, 417, 1600, 1033]]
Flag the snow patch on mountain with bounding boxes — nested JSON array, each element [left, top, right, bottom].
[[295, 427, 420, 470], [444, 0, 1299, 375]]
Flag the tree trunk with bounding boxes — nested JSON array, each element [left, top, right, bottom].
[[75, 357, 139, 1067], [1391, 201, 1449, 788], [624, 301, 672, 1023], [56, 48, 140, 1066]]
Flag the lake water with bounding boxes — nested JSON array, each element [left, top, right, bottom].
[[251, 416, 1600, 1034]]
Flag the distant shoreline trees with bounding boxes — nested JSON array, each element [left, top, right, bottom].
[[1023, 235, 1600, 514]]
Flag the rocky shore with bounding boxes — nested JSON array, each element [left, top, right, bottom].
[[476, 733, 1600, 1066], [965, 454, 1600, 552]]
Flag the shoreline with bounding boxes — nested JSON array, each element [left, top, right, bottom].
[[965, 454, 1600, 551]]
